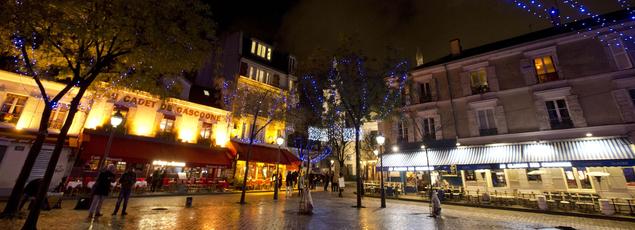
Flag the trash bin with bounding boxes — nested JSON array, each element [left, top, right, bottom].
[[536, 195, 547, 210], [599, 199, 615, 215], [185, 197, 193, 208]]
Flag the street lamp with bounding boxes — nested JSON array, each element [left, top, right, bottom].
[[274, 136, 284, 200], [375, 134, 386, 208], [98, 110, 124, 171]]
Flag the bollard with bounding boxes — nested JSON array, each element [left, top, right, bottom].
[[186, 196, 193, 208]]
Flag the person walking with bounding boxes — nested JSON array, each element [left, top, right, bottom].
[[112, 168, 136, 216], [338, 173, 345, 197], [150, 169, 160, 192], [322, 173, 329, 191], [285, 171, 293, 197], [88, 164, 116, 219], [431, 190, 442, 217]]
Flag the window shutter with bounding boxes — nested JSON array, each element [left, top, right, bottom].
[[534, 99, 551, 130], [467, 109, 479, 137], [433, 114, 443, 140], [412, 83, 421, 104], [565, 95, 588, 128], [28, 147, 54, 182], [610, 41, 633, 70], [430, 79, 438, 100], [486, 66, 499, 91], [520, 58, 537, 86], [494, 106, 508, 134], [612, 89, 635, 122], [460, 72, 471, 96]]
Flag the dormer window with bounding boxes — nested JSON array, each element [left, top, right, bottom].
[[251, 40, 272, 60], [534, 55, 559, 83]]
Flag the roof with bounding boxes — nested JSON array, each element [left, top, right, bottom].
[[414, 9, 633, 71]]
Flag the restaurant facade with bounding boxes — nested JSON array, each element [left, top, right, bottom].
[[379, 13, 635, 199]]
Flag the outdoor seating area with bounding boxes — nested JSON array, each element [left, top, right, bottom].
[[62, 176, 230, 196], [363, 183, 635, 216]]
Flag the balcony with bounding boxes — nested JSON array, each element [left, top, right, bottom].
[[537, 72, 560, 84], [419, 94, 434, 103], [550, 119, 573, 130], [479, 128, 498, 136], [471, 85, 490, 95]]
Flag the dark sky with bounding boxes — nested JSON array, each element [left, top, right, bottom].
[[209, 0, 622, 64]]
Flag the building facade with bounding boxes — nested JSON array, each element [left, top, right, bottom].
[[380, 14, 635, 198]]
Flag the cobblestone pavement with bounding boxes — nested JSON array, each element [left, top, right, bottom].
[[1, 190, 634, 230]]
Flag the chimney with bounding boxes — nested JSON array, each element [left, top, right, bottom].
[[449, 39, 462, 56], [415, 47, 424, 66]]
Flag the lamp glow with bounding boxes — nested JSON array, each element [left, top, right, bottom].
[[420, 145, 426, 149], [373, 149, 379, 156], [585, 132, 593, 137], [276, 136, 284, 146], [110, 111, 124, 128], [376, 134, 385, 146], [391, 145, 399, 152]]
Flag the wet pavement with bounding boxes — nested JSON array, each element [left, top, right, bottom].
[[1, 190, 634, 230]]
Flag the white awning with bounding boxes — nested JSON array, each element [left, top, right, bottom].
[[381, 137, 635, 167]]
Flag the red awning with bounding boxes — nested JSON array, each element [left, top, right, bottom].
[[81, 133, 232, 167], [231, 141, 300, 165]]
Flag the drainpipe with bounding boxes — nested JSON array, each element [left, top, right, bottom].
[[443, 64, 460, 140]]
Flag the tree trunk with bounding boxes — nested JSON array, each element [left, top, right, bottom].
[[354, 123, 362, 208], [22, 86, 88, 229], [0, 103, 52, 219], [239, 112, 260, 204]]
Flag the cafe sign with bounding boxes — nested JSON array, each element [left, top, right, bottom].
[[160, 103, 221, 122], [110, 92, 159, 108]]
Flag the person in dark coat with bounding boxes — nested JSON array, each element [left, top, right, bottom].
[[88, 164, 116, 218], [150, 169, 160, 192], [112, 168, 136, 216], [18, 178, 47, 211]]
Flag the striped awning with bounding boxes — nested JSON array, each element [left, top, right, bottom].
[[381, 137, 635, 167]]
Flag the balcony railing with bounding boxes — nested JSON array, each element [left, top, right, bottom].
[[471, 85, 490, 95], [479, 128, 498, 136], [420, 94, 434, 103], [550, 119, 573, 130], [537, 72, 560, 83]]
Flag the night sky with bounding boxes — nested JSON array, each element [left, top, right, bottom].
[[209, 0, 622, 65]]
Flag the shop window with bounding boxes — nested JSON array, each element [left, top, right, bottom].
[[159, 116, 175, 133], [200, 122, 213, 139], [397, 120, 408, 143], [421, 117, 435, 140], [464, 170, 477, 181], [527, 168, 542, 182], [0, 93, 28, 124], [476, 109, 497, 136], [623, 168, 635, 184], [565, 169, 578, 189], [469, 69, 489, 94], [491, 169, 506, 187], [545, 99, 573, 129], [116, 162, 126, 173], [534, 55, 559, 83], [48, 104, 68, 129], [420, 82, 433, 103]]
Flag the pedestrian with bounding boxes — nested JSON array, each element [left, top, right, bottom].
[[330, 172, 337, 192], [18, 178, 48, 211], [431, 190, 442, 217], [338, 173, 345, 197], [285, 171, 293, 197], [150, 169, 160, 192], [88, 164, 116, 219], [112, 168, 136, 216], [277, 173, 283, 190], [323, 174, 329, 191]]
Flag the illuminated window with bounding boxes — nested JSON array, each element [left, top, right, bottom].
[[251, 40, 272, 60], [526, 168, 542, 182], [0, 93, 27, 124], [200, 122, 213, 139], [545, 99, 572, 129], [159, 116, 175, 133], [534, 56, 559, 83], [48, 104, 69, 129], [469, 69, 489, 94], [491, 169, 506, 187]]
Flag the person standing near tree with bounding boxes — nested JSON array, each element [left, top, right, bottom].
[[88, 164, 116, 219], [338, 173, 345, 197], [112, 168, 136, 216]]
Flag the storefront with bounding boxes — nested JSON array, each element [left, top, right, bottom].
[[231, 141, 300, 190], [75, 131, 233, 186], [380, 137, 635, 198]]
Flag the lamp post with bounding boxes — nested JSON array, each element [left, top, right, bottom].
[[421, 144, 434, 216], [97, 110, 123, 171], [274, 136, 284, 200], [375, 134, 386, 208], [329, 159, 334, 174]]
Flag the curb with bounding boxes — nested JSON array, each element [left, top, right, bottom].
[[365, 195, 635, 223]]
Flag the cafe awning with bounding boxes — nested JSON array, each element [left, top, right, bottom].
[[230, 141, 300, 165], [81, 133, 233, 167], [382, 137, 635, 167]]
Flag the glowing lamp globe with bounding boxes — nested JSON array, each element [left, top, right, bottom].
[[110, 111, 124, 128]]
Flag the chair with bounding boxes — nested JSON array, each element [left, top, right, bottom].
[[558, 192, 572, 211], [546, 192, 558, 210]]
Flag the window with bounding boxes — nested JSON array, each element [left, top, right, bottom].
[[491, 169, 507, 187], [397, 120, 408, 143], [577, 169, 592, 189], [629, 89, 635, 106], [421, 117, 435, 140], [564, 168, 593, 189], [48, 104, 68, 129], [534, 56, 559, 83], [527, 168, 542, 182], [464, 170, 477, 181], [623, 167, 635, 184], [469, 69, 489, 94], [251, 40, 272, 60], [159, 116, 175, 133], [420, 82, 432, 103], [609, 39, 632, 70], [200, 122, 213, 139], [0, 93, 28, 124], [545, 99, 573, 129], [476, 109, 497, 136], [289, 56, 297, 74]]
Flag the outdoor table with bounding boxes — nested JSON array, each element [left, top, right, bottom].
[[67, 181, 82, 189], [135, 181, 148, 188], [87, 181, 95, 189]]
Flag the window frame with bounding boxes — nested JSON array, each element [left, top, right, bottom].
[[0, 93, 28, 124], [200, 122, 213, 140], [48, 103, 69, 130], [609, 39, 633, 70], [396, 120, 409, 143], [469, 68, 489, 94], [421, 117, 435, 140], [476, 108, 498, 136], [545, 98, 573, 129], [533, 55, 559, 83], [159, 116, 175, 133]]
